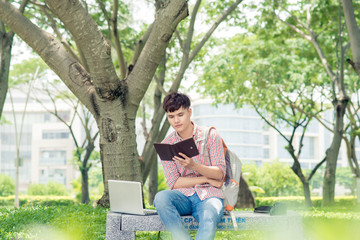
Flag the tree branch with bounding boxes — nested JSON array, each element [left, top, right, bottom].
[[342, 0, 360, 76], [307, 156, 326, 181], [109, 0, 127, 79], [45, 0, 119, 89]]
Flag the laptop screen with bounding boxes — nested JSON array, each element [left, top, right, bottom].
[[108, 180, 145, 215]]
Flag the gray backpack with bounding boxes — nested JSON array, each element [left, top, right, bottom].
[[198, 126, 242, 212]]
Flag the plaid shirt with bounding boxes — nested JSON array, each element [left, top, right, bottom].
[[160, 122, 226, 200]]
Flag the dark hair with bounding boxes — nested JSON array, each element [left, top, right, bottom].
[[163, 92, 191, 112]]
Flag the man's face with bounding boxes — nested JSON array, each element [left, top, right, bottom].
[[166, 107, 192, 135]]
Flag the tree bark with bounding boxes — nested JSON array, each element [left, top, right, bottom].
[[342, 0, 360, 76], [148, 155, 158, 205], [0, 0, 27, 118], [303, 181, 311, 207], [81, 167, 90, 204], [0, 22, 13, 118], [148, 53, 166, 204], [80, 141, 96, 204], [322, 99, 348, 206]]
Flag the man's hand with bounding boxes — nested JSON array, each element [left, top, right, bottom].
[[207, 178, 224, 188], [173, 152, 196, 170]]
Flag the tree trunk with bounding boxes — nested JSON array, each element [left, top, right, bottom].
[[97, 108, 142, 207], [287, 142, 315, 208], [0, 26, 13, 118], [81, 167, 90, 204], [148, 154, 158, 205], [80, 143, 95, 204], [236, 174, 255, 208], [291, 158, 315, 208], [147, 53, 166, 205], [303, 181, 311, 208], [322, 99, 348, 206]]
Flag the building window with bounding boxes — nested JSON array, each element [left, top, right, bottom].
[[39, 168, 66, 184], [42, 131, 70, 139], [301, 137, 315, 159], [263, 148, 269, 158], [40, 150, 67, 165], [263, 135, 269, 145], [44, 113, 51, 122], [277, 135, 290, 159]]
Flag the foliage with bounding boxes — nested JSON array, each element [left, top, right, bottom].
[[335, 167, 355, 193], [0, 196, 75, 207], [72, 165, 104, 202], [196, 31, 326, 122], [72, 178, 82, 203], [27, 181, 69, 196], [143, 168, 168, 207], [0, 115, 11, 125], [0, 174, 15, 197], [9, 57, 48, 87], [304, 166, 355, 195], [255, 196, 356, 209], [0, 204, 107, 240], [88, 165, 104, 196], [243, 161, 304, 197]]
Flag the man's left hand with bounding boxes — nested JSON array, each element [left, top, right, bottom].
[[173, 152, 196, 170]]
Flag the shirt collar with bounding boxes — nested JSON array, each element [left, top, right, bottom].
[[174, 121, 199, 140]]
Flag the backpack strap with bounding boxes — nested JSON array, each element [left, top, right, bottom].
[[196, 126, 214, 165]]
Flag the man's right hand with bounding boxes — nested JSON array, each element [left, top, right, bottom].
[[207, 178, 223, 188]]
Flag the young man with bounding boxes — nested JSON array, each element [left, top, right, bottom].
[[154, 92, 226, 240]]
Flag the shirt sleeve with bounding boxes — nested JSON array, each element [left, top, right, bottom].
[[160, 160, 180, 189], [207, 129, 226, 178]]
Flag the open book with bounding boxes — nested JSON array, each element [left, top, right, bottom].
[[153, 138, 199, 161]]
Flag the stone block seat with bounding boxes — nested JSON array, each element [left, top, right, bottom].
[[106, 210, 303, 240]]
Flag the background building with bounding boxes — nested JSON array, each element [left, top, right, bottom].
[[191, 99, 350, 169], [0, 89, 80, 192]]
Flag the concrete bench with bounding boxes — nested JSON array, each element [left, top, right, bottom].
[[106, 210, 303, 240]]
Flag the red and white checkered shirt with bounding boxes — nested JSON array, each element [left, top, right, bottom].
[[160, 122, 226, 200]]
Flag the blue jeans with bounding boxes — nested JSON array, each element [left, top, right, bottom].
[[154, 190, 224, 240]]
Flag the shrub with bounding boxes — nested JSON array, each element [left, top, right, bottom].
[[243, 161, 304, 197], [0, 196, 75, 207], [27, 181, 69, 196], [0, 174, 15, 196], [255, 196, 357, 209]]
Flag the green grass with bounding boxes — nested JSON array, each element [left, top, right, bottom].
[[1, 200, 360, 240], [301, 205, 360, 240], [0, 204, 108, 240]]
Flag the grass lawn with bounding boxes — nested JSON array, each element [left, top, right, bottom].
[[0, 204, 107, 240], [1, 203, 360, 240]]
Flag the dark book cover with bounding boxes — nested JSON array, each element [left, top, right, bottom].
[[153, 137, 199, 161]]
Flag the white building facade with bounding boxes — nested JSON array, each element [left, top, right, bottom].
[[0, 90, 80, 192], [191, 99, 350, 169]]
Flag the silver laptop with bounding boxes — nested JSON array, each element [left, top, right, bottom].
[[108, 180, 157, 215]]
